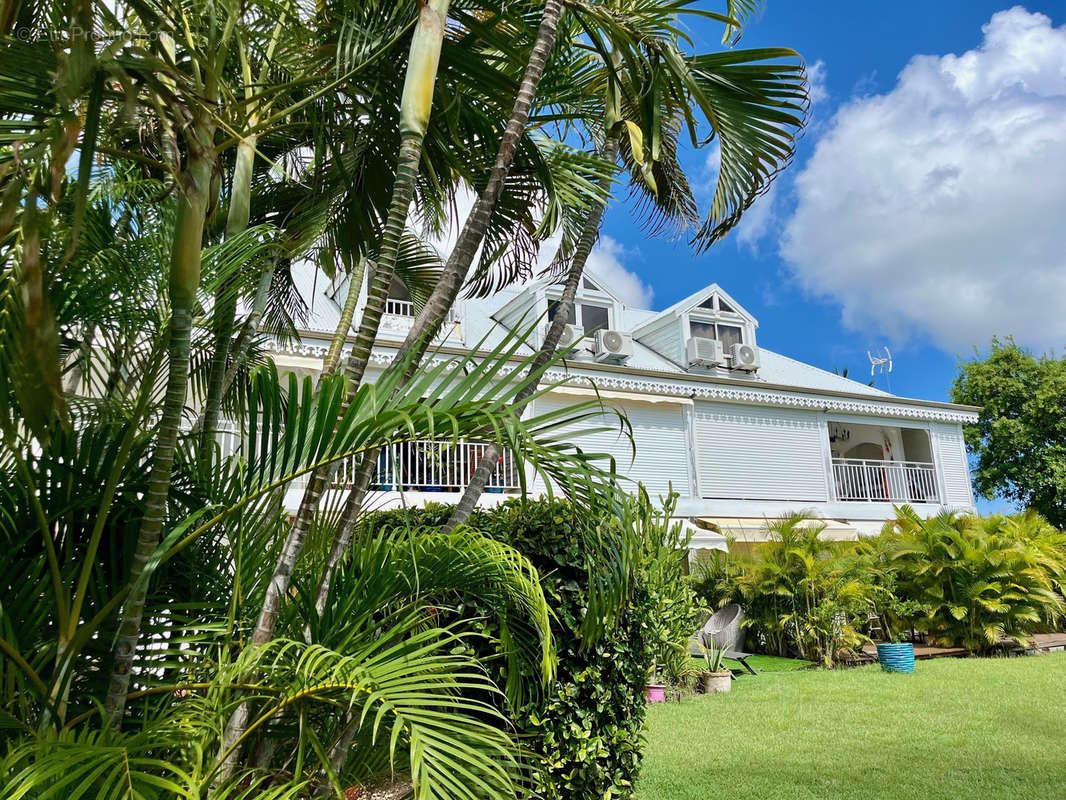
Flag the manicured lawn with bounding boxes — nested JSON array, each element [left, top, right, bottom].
[[639, 653, 1066, 800], [723, 653, 810, 673]]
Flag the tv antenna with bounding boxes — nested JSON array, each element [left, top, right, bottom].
[[868, 346, 893, 391]]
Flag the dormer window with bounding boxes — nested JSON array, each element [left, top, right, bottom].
[[698, 295, 737, 314], [385, 276, 413, 317], [682, 288, 758, 370], [548, 299, 611, 334], [690, 320, 743, 351]]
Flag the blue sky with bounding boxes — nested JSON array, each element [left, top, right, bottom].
[[594, 2, 1066, 405]]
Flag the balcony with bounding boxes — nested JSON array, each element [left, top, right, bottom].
[[380, 298, 462, 342], [333, 440, 521, 493], [832, 458, 940, 504]]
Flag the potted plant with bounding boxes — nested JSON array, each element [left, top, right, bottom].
[[699, 638, 732, 694], [644, 659, 667, 703]]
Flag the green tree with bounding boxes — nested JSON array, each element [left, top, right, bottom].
[[952, 338, 1066, 527]]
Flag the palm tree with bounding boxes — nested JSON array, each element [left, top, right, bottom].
[[887, 508, 1065, 652], [446, 5, 809, 527], [246, 0, 454, 676], [310, 0, 583, 613], [312, 0, 774, 607], [0, 176, 627, 792], [252, 0, 619, 648]]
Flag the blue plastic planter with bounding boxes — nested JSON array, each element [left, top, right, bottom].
[[876, 642, 915, 673]]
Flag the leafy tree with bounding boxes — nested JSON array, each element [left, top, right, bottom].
[[952, 338, 1066, 527]]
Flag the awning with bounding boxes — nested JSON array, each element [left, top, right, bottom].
[[272, 353, 324, 372], [547, 384, 692, 406], [680, 520, 729, 552], [695, 517, 859, 543]]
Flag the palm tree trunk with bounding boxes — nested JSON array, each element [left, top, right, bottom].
[[445, 134, 620, 532], [312, 0, 566, 615], [244, 0, 449, 647], [214, 254, 277, 403], [198, 135, 256, 469], [390, 0, 565, 372], [219, 3, 450, 778], [247, 260, 363, 648], [104, 132, 213, 727]]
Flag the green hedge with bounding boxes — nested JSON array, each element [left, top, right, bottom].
[[365, 499, 661, 799]]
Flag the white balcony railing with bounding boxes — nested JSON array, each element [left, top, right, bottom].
[[333, 440, 521, 493], [832, 458, 940, 504]]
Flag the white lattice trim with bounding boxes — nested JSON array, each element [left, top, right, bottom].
[[271, 340, 979, 424]]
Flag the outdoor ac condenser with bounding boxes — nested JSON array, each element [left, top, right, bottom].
[[592, 329, 633, 363], [551, 323, 585, 349], [686, 336, 725, 368], [730, 342, 761, 371]]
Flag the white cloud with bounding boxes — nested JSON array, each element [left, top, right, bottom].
[[807, 59, 829, 104], [734, 182, 779, 254], [585, 236, 654, 308], [781, 7, 1066, 352]]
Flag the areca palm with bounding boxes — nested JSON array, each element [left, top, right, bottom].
[[887, 509, 1065, 652], [446, 0, 808, 526], [310, 0, 787, 604], [0, 291, 629, 796]]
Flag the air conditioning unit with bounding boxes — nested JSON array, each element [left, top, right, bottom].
[[592, 329, 633, 363], [686, 336, 724, 368], [550, 323, 585, 349], [730, 342, 760, 371]]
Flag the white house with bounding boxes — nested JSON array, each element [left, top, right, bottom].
[[271, 265, 979, 548]]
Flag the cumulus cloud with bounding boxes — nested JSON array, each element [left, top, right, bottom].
[[584, 236, 654, 308], [734, 182, 779, 253], [781, 7, 1066, 352], [806, 59, 829, 104]]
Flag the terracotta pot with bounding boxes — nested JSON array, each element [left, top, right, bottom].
[[702, 671, 732, 694], [644, 683, 667, 703]]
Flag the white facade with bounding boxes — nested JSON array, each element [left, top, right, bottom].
[[274, 265, 979, 543]]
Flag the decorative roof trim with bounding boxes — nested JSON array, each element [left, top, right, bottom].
[[273, 336, 981, 425]]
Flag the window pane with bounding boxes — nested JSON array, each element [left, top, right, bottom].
[[547, 299, 576, 325], [583, 277, 600, 291], [698, 296, 715, 309], [581, 304, 610, 333], [718, 297, 735, 313], [718, 324, 743, 351], [690, 320, 716, 339]]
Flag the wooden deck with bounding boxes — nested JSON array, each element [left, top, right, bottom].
[[999, 633, 1066, 653], [856, 633, 1066, 662], [860, 644, 969, 661]]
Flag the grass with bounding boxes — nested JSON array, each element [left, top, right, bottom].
[[638, 653, 1066, 800], [722, 654, 810, 673]]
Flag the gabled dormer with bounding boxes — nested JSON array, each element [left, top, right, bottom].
[[492, 271, 627, 352], [632, 284, 760, 375]]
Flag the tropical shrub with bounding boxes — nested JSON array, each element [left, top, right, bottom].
[[688, 542, 745, 612], [729, 516, 871, 667], [690, 509, 1066, 663], [884, 508, 1066, 652], [363, 492, 690, 800]]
